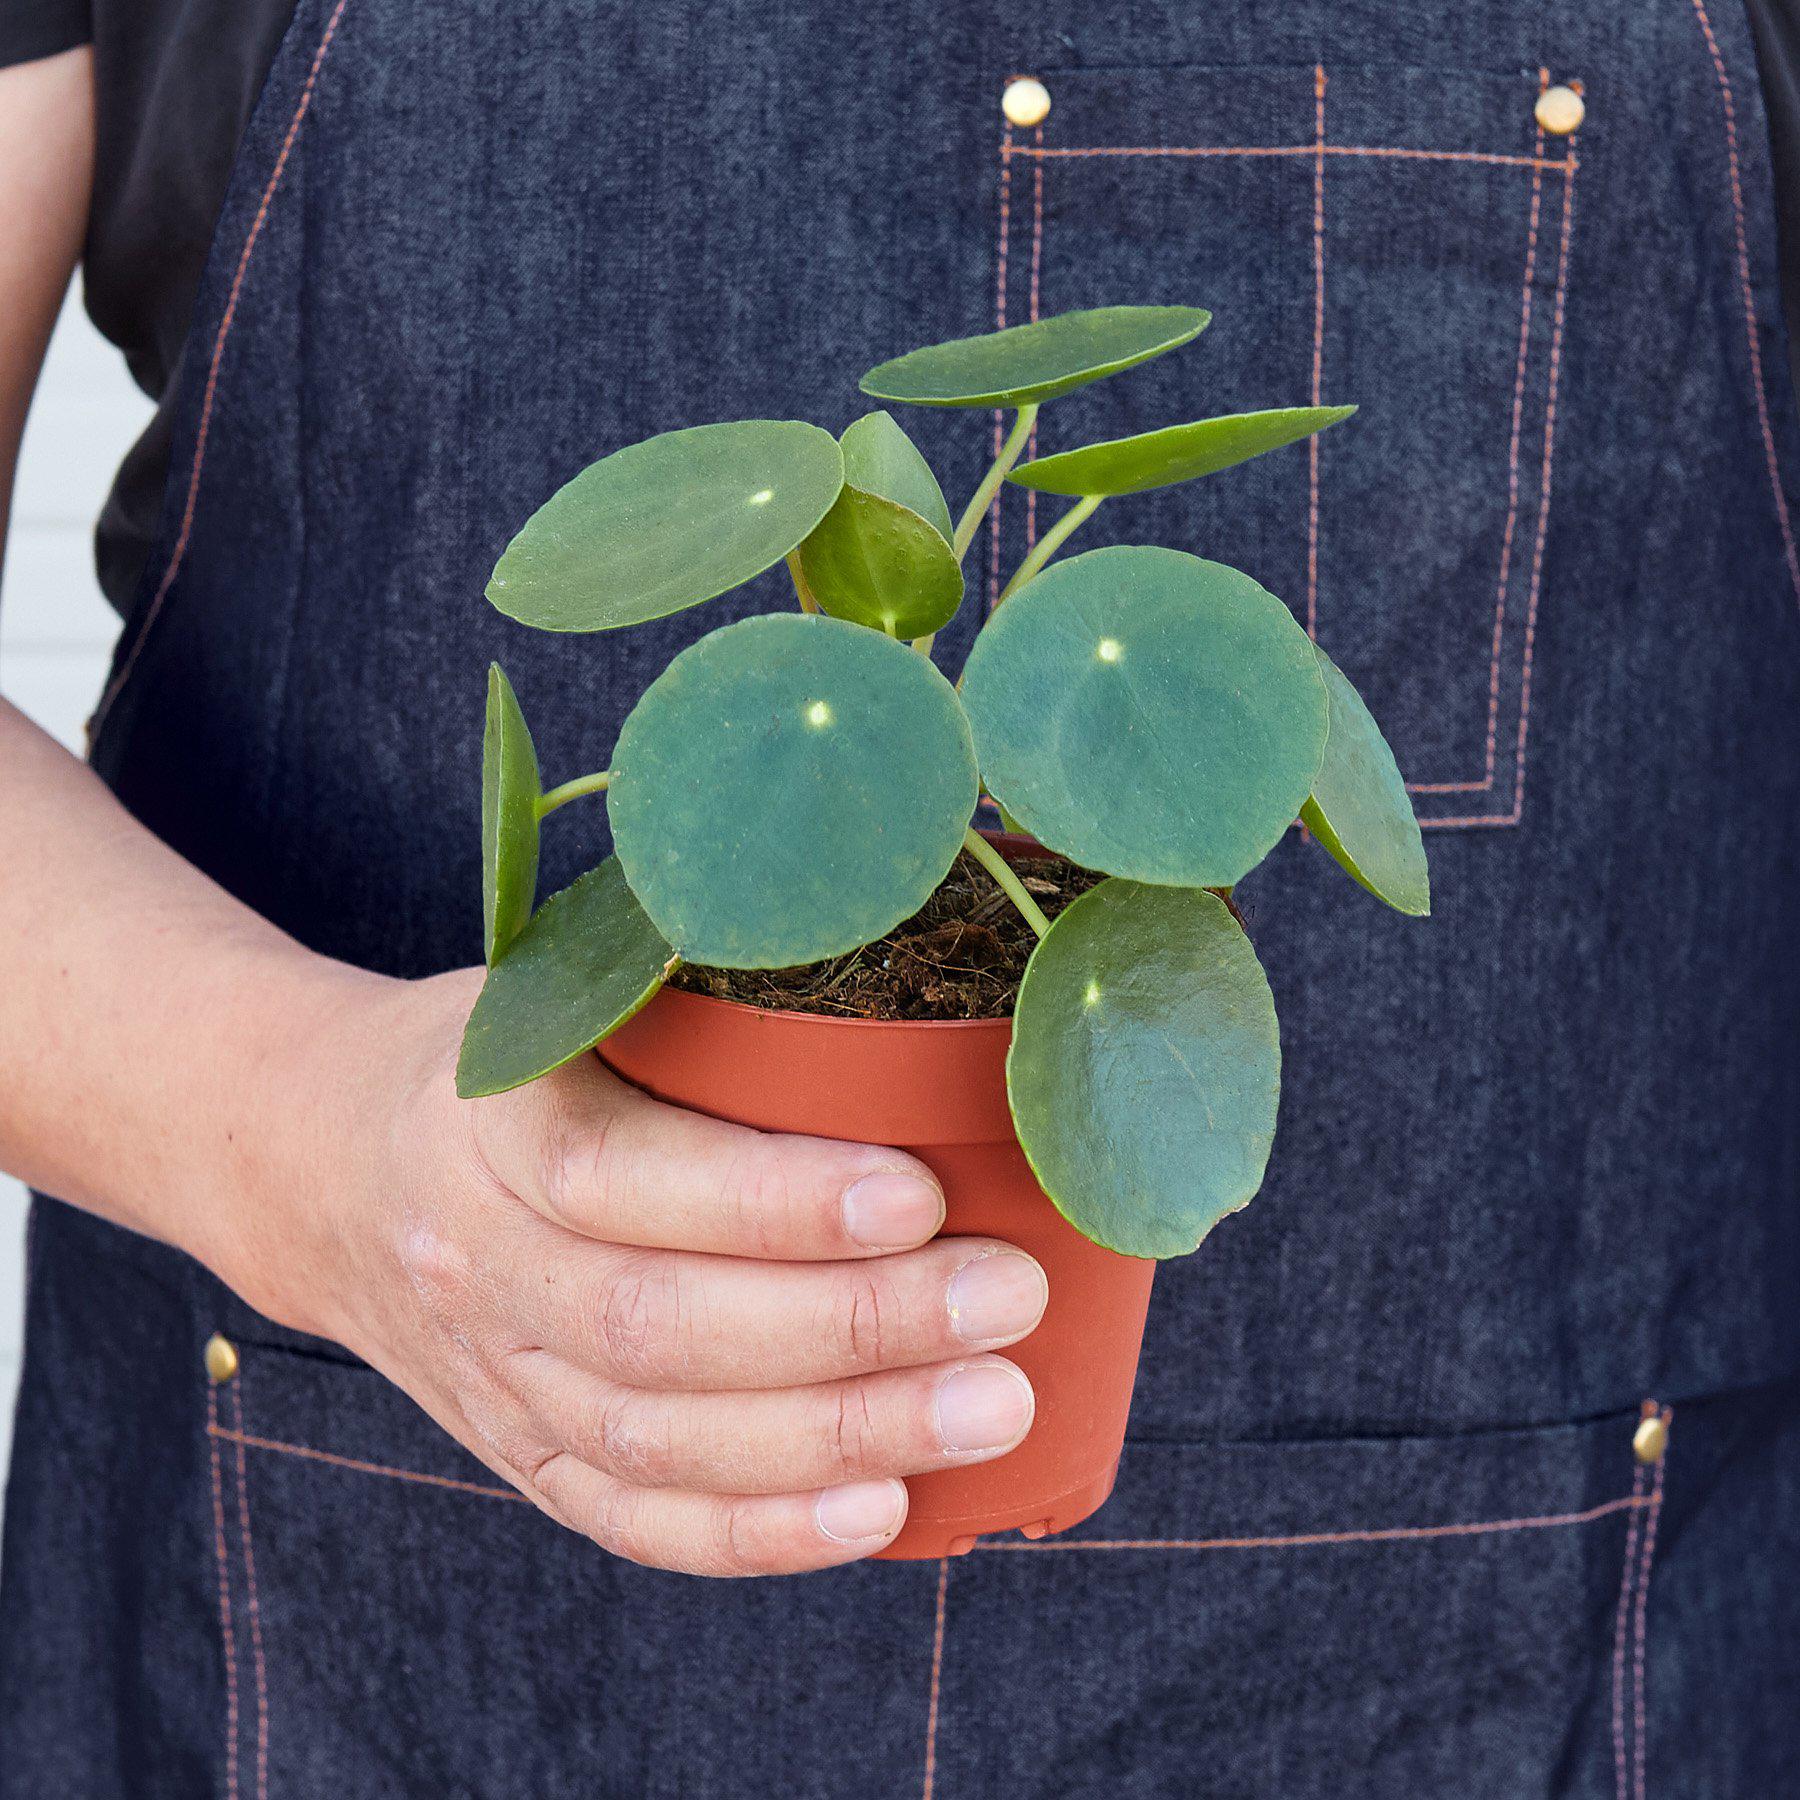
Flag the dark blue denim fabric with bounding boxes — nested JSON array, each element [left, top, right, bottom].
[[6, 0, 1800, 1792]]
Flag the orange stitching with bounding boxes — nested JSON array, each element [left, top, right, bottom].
[[1631, 1407, 1673, 1800], [975, 1489, 1648, 1553], [209, 1424, 525, 1503], [88, 0, 354, 745], [1509, 155, 1577, 825], [988, 127, 1015, 610], [1025, 125, 1045, 553], [1612, 1461, 1648, 1798], [230, 1386, 270, 1800], [1420, 151, 1577, 831], [1307, 66, 1327, 639], [1009, 143, 1574, 172], [1486, 80, 1548, 794], [920, 1558, 949, 1800], [1690, 0, 1800, 604], [1411, 72, 1550, 800], [206, 1386, 241, 1800]]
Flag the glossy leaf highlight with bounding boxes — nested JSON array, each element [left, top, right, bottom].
[[1008, 880, 1281, 1258], [1007, 405, 1356, 497], [487, 420, 843, 631], [481, 663, 541, 965], [960, 547, 1328, 886], [456, 858, 674, 1098], [859, 305, 1212, 409], [1302, 650, 1430, 916], [608, 614, 978, 968]]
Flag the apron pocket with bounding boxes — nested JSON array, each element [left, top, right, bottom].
[[983, 60, 1581, 831], [213, 1337, 1666, 1798]]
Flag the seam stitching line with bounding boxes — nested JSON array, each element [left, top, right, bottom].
[[1689, 0, 1800, 606], [88, 0, 354, 743], [230, 1383, 271, 1800], [206, 1384, 241, 1800]]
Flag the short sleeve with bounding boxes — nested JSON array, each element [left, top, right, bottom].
[[0, 0, 91, 71]]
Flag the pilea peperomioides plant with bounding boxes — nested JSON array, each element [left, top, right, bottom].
[[458, 304, 1428, 1261]]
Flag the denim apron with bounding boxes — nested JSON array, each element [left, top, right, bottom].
[[5, 1, 1800, 1793]]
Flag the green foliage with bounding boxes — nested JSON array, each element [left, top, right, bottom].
[[960, 548, 1328, 887], [487, 420, 842, 630], [1008, 406, 1356, 497], [838, 411, 954, 542], [1302, 650, 1430, 916], [608, 614, 977, 968], [796, 483, 964, 637], [480, 664, 540, 964], [859, 305, 1211, 408], [1008, 882, 1281, 1258], [457, 858, 673, 1098], [462, 302, 1427, 1259]]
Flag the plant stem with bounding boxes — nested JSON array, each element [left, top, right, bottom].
[[786, 550, 820, 613], [961, 827, 1052, 939], [950, 404, 1039, 562], [994, 493, 1103, 608], [536, 770, 611, 818]]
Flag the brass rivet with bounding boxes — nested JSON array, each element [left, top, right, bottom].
[[1535, 85, 1585, 137], [204, 1333, 239, 1384], [1002, 77, 1051, 129], [1632, 1414, 1668, 1465]]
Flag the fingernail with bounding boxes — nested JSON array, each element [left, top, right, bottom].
[[842, 1172, 945, 1249], [946, 1252, 1048, 1345], [816, 1479, 907, 1543], [935, 1362, 1035, 1455]]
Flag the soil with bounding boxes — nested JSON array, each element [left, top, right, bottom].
[[670, 845, 1106, 1021]]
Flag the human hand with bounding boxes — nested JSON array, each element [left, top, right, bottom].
[[232, 968, 1046, 1576]]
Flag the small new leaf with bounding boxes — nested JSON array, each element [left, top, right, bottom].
[[481, 663, 541, 965]]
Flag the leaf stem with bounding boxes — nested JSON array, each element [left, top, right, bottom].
[[786, 550, 820, 613], [962, 827, 1052, 939], [536, 770, 611, 818], [994, 493, 1103, 608], [950, 404, 1040, 562]]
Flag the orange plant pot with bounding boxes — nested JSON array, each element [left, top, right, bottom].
[[599, 963, 1157, 1560]]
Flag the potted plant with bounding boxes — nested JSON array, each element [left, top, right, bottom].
[[456, 304, 1429, 1558]]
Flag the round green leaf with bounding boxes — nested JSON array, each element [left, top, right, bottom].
[[1302, 650, 1430, 916], [839, 411, 953, 542], [1008, 880, 1281, 1259], [481, 663, 541, 965], [1007, 406, 1356, 497], [859, 305, 1211, 409], [796, 485, 965, 638], [456, 858, 675, 1098], [609, 613, 978, 968], [486, 421, 844, 631], [961, 547, 1328, 886]]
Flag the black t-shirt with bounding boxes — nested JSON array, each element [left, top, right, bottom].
[[6, 0, 1800, 615], [3, 0, 292, 612]]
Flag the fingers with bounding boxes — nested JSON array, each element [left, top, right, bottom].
[[531, 1454, 912, 1576], [513, 1233, 1049, 1391], [471, 1054, 946, 1259], [505, 1349, 1036, 1495]]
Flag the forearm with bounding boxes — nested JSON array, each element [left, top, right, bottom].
[[0, 696, 392, 1278]]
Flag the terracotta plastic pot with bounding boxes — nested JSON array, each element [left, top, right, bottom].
[[599, 872, 1157, 1559]]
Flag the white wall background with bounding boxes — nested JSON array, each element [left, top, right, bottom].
[[0, 293, 152, 1488]]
